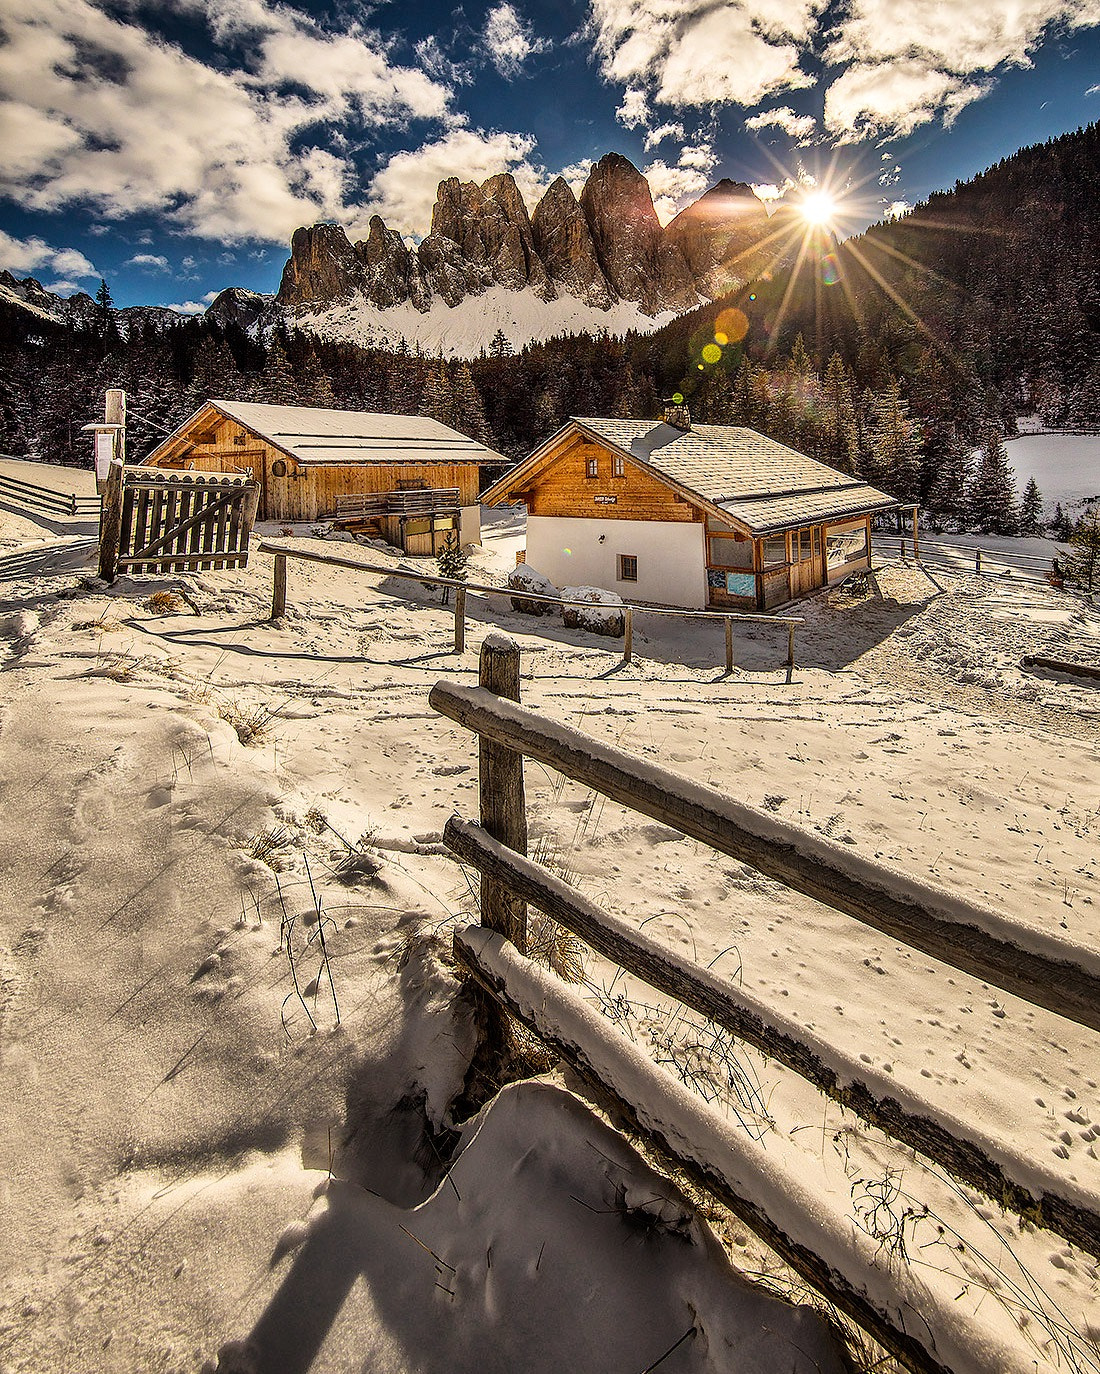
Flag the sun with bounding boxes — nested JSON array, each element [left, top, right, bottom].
[[800, 189, 838, 227]]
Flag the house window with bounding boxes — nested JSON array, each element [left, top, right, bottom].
[[799, 528, 812, 561], [617, 554, 638, 582], [761, 535, 788, 567], [196, 428, 217, 445], [586, 457, 599, 479], [612, 456, 625, 478]]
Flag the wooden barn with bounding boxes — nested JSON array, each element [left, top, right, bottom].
[[482, 410, 904, 610], [141, 400, 506, 552]]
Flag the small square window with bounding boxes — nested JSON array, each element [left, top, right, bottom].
[[612, 456, 625, 478], [586, 457, 599, 478], [618, 554, 638, 581]]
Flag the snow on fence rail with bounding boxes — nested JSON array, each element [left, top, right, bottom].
[[873, 534, 1057, 582], [431, 635, 1100, 1374], [258, 539, 802, 677], [0, 471, 100, 518]]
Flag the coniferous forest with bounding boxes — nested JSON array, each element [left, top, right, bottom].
[[1, 123, 1098, 538]]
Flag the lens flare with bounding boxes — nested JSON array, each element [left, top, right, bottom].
[[821, 253, 840, 286], [714, 307, 749, 343], [701, 343, 722, 364]]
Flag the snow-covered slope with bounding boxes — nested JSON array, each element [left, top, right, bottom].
[[293, 285, 681, 357]]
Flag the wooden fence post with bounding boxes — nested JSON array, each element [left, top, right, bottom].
[[271, 553, 287, 618], [454, 584, 466, 654], [97, 455, 125, 582], [623, 606, 633, 664], [975, 549, 982, 574], [478, 633, 527, 950], [725, 617, 734, 673], [785, 623, 795, 684]]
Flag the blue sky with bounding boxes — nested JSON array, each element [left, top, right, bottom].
[[1, 0, 1098, 312]]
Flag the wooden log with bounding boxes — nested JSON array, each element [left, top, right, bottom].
[[786, 623, 795, 684], [455, 923, 1017, 1374], [1020, 655, 1100, 683], [725, 617, 733, 673], [443, 815, 1100, 1261], [454, 584, 466, 654], [271, 552, 287, 619], [477, 635, 527, 950], [623, 606, 633, 664], [427, 682, 1100, 1034]]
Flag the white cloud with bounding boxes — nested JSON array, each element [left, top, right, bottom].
[[46, 279, 83, 295], [1087, 82, 1100, 95], [0, 229, 97, 279], [885, 200, 912, 219], [164, 288, 220, 315], [0, 0, 455, 243], [745, 106, 817, 143], [751, 182, 789, 204], [643, 121, 684, 149], [616, 87, 649, 129], [824, 62, 985, 141], [591, 0, 816, 110], [126, 253, 170, 271], [164, 299, 210, 315], [644, 141, 719, 220], [824, 0, 1100, 138], [592, 0, 1100, 146], [483, 3, 550, 79], [363, 128, 541, 237]]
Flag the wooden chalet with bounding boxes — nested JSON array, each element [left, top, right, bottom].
[[482, 411, 903, 610], [141, 400, 506, 553]]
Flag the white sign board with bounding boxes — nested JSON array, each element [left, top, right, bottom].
[[94, 431, 115, 480]]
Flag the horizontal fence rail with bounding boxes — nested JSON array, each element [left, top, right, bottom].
[[444, 815, 1100, 1261], [0, 471, 99, 517], [455, 924, 1028, 1374], [335, 488, 461, 520], [432, 635, 1100, 1372], [429, 682, 1100, 1033], [873, 534, 1060, 582], [258, 539, 802, 677]]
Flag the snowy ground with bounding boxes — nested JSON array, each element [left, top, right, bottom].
[[0, 487, 1098, 1373]]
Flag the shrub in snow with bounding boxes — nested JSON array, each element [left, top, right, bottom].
[[560, 585, 625, 637], [508, 564, 558, 615]]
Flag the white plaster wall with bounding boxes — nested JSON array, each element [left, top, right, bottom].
[[526, 516, 707, 609], [459, 504, 481, 546]]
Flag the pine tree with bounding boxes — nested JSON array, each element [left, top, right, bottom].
[[451, 364, 493, 444], [966, 421, 1019, 534], [1018, 477, 1044, 536], [435, 528, 467, 605], [820, 352, 859, 472], [262, 336, 296, 404], [927, 438, 974, 531], [864, 379, 922, 499], [1050, 503, 1074, 542], [489, 329, 513, 359], [419, 364, 456, 428], [1064, 508, 1100, 593]]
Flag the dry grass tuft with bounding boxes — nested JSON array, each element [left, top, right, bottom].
[[144, 590, 184, 614], [248, 824, 292, 869], [219, 699, 280, 746]]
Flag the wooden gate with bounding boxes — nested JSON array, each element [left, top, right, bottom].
[[104, 468, 260, 577]]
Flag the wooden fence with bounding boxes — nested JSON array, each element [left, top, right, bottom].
[[873, 534, 1059, 584], [100, 467, 260, 579], [0, 471, 99, 518], [430, 635, 1100, 1374], [258, 539, 802, 678]]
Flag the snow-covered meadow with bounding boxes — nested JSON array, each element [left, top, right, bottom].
[[0, 481, 1098, 1373]]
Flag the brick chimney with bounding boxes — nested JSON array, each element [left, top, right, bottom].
[[661, 398, 691, 431]]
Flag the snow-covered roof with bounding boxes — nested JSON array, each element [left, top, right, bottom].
[[153, 400, 505, 468], [486, 417, 899, 534]]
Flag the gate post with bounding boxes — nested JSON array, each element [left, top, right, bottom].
[[478, 633, 527, 951], [271, 552, 287, 618], [97, 455, 125, 582]]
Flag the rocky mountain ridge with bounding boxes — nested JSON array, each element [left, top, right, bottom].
[[274, 154, 773, 325]]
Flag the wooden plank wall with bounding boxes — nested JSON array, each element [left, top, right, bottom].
[[144, 412, 482, 523], [522, 436, 702, 523]]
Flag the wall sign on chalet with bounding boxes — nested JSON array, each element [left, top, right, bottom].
[[594, 494, 617, 505]]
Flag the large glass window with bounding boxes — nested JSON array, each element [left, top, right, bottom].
[[761, 535, 788, 567], [826, 521, 869, 568]]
